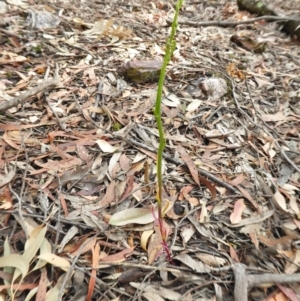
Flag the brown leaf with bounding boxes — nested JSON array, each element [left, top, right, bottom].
[[119, 153, 131, 172], [99, 181, 116, 207], [100, 247, 135, 263], [119, 175, 134, 202], [227, 174, 245, 186], [284, 250, 300, 274], [229, 245, 240, 262], [177, 145, 200, 186], [236, 185, 259, 210], [127, 159, 146, 176], [198, 176, 217, 200], [257, 235, 292, 248]]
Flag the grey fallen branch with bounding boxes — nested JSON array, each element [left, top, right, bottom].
[[0, 65, 60, 112], [169, 15, 300, 27], [233, 263, 300, 301]]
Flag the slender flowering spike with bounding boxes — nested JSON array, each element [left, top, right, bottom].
[[153, 0, 184, 263]]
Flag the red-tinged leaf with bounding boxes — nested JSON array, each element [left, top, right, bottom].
[[236, 185, 259, 210], [198, 175, 217, 200], [249, 232, 259, 249], [76, 141, 91, 161], [229, 245, 240, 262], [126, 159, 146, 176], [0, 186, 13, 213], [230, 199, 246, 224], [86, 243, 99, 301], [98, 181, 116, 207], [100, 246, 134, 263], [69, 237, 97, 256], [138, 147, 160, 160], [0, 123, 19, 131], [177, 145, 200, 186], [257, 235, 292, 248], [277, 284, 298, 301], [47, 131, 68, 144], [179, 185, 194, 201], [59, 193, 68, 217], [227, 174, 245, 186], [261, 111, 286, 122], [35, 267, 47, 301], [8, 37, 22, 48], [119, 175, 134, 202]]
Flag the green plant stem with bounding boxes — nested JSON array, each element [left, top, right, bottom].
[[154, 0, 184, 237]]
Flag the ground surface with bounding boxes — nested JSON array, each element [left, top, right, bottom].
[[0, 0, 300, 301]]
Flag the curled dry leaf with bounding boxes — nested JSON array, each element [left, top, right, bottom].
[[141, 229, 154, 251], [109, 207, 159, 226], [38, 253, 70, 272], [273, 190, 287, 211], [195, 253, 227, 267], [109, 200, 173, 226], [96, 139, 119, 153]]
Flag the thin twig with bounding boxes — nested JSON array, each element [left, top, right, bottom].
[[0, 64, 60, 112], [248, 272, 300, 288], [171, 15, 300, 27], [232, 264, 248, 301]]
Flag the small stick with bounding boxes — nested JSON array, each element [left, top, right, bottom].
[[0, 64, 60, 112], [232, 264, 248, 301], [232, 263, 300, 301], [170, 16, 300, 27]]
